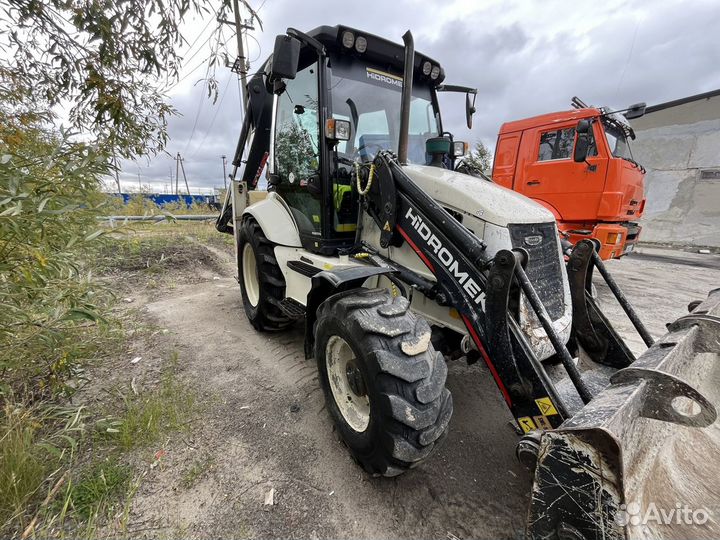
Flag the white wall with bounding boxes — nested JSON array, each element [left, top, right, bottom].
[[631, 105, 720, 247]]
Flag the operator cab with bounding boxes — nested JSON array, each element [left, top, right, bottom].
[[260, 25, 474, 255]]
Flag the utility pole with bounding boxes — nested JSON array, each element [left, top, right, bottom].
[[231, 0, 248, 110], [175, 153, 181, 195], [222, 0, 261, 113], [222, 155, 227, 189], [220, 0, 261, 213], [178, 154, 191, 195]]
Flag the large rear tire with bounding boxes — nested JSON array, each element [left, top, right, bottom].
[[238, 218, 292, 331], [315, 288, 453, 476]]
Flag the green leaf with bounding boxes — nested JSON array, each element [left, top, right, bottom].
[[64, 308, 102, 322], [84, 229, 105, 241], [37, 197, 51, 212]]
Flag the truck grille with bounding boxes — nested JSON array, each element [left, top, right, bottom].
[[508, 223, 564, 320]]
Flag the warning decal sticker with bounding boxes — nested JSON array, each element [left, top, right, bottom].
[[518, 417, 537, 433], [535, 397, 558, 416]]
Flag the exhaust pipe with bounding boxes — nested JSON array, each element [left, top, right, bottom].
[[398, 30, 414, 165]]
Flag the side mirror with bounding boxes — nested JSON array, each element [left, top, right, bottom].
[[574, 119, 591, 163], [573, 120, 591, 163], [270, 34, 301, 82], [624, 102, 646, 120], [465, 93, 476, 129], [574, 134, 589, 163]]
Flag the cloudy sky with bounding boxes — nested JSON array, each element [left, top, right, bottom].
[[116, 0, 720, 193]]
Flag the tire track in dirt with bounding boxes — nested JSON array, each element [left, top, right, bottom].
[[130, 274, 529, 539]]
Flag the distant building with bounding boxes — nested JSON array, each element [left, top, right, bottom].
[[630, 89, 720, 248]]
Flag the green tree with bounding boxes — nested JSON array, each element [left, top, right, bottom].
[[460, 141, 493, 175], [0, 2, 231, 534], [1, 0, 229, 158]]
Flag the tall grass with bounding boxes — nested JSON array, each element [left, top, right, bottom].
[[0, 127, 114, 400], [0, 120, 121, 535]]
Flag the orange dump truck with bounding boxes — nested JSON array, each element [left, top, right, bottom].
[[492, 98, 647, 259]]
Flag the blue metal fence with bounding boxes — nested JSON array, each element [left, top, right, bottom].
[[115, 193, 219, 206]]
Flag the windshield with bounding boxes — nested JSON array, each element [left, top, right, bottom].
[[328, 54, 440, 164], [602, 121, 632, 160]]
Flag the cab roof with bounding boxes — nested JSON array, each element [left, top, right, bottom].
[[499, 108, 602, 134], [306, 25, 446, 85]]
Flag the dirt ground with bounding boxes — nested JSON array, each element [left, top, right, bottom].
[[115, 234, 719, 540]]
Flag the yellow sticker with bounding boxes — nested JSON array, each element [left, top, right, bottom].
[[535, 397, 558, 416], [534, 415, 552, 430], [383, 221, 391, 231], [312, 214, 321, 223], [518, 416, 537, 433]]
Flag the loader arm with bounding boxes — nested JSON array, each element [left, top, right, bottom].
[[365, 150, 720, 540], [364, 151, 577, 428]]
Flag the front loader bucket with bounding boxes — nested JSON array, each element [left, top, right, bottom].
[[528, 288, 720, 540]]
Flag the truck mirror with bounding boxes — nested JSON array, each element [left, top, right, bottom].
[[466, 93, 476, 129], [270, 34, 301, 82], [574, 133, 589, 163], [624, 102, 647, 120], [576, 119, 591, 134]]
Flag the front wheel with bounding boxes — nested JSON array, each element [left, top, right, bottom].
[[315, 288, 453, 477], [238, 218, 292, 331]]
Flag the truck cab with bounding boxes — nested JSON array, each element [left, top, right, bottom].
[[493, 105, 646, 259]]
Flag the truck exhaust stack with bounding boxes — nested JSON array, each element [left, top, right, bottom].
[[397, 30, 414, 165]]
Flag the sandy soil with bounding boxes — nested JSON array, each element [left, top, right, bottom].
[[117, 239, 719, 539]]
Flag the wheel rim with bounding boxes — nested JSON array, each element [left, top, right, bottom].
[[326, 335, 370, 432], [242, 243, 260, 307]]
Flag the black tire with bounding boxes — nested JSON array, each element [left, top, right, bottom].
[[315, 288, 453, 477], [238, 218, 292, 331]]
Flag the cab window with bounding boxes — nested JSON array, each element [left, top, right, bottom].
[[538, 126, 598, 161], [538, 127, 576, 161], [273, 60, 321, 234]]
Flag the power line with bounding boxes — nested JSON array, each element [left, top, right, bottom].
[[165, 54, 213, 92], [614, 19, 641, 101], [183, 25, 224, 155], [189, 72, 233, 160], [166, 33, 238, 93], [246, 32, 263, 63], [182, 15, 216, 56]]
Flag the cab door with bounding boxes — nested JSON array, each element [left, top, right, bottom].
[[271, 58, 323, 249], [520, 122, 608, 222]]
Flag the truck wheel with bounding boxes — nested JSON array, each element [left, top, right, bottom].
[[315, 288, 453, 476], [238, 218, 292, 331]]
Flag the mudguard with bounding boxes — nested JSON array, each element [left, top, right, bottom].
[[243, 192, 302, 247], [304, 266, 395, 359]]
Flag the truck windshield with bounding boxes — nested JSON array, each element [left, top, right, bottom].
[[328, 54, 439, 164], [602, 122, 632, 160]]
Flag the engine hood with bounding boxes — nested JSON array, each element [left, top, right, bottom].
[[402, 165, 555, 226]]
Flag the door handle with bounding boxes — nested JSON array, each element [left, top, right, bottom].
[[527, 180, 541, 186]]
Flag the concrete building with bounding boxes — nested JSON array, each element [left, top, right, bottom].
[[630, 89, 720, 248]]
